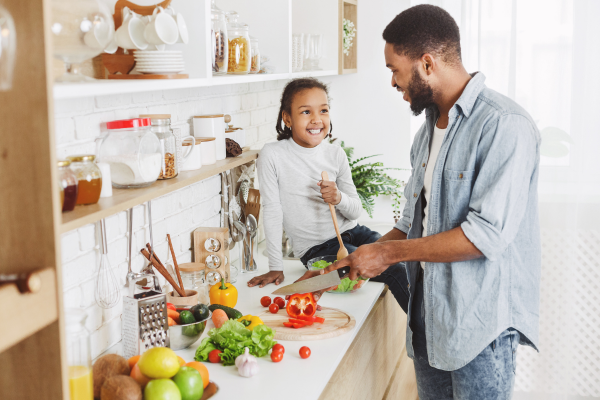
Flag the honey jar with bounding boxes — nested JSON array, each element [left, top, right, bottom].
[[66, 155, 102, 205]]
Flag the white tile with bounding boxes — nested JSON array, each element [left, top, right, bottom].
[[107, 236, 127, 267], [179, 230, 193, 253], [178, 187, 193, 209], [258, 91, 271, 108], [95, 94, 132, 109], [54, 97, 95, 117], [61, 230, 80, 263], [242, 93, 258, 110], [234, 111, 251, 127], [55, 117, 75, 145], [85, 303, 103, 332], [78, 224, 97, 252], [251, 108, 267, 126], [104, 214, 122, 242]]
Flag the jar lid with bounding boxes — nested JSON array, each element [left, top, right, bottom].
[[182, 137, 215, 146], [57, 160, 71, 167], [67, 155, 95, 162], [106, 118, 151, 130], [193, 114, 224, 118], [178, 262, 206, 273]]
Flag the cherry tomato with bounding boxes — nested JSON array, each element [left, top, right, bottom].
[[208, 349, 223, 363], [269, 303, 279, 314], [273, 297, 286, 309], [166, 303, 176, 311], [299, 346, 311, 359], [272, 344, 285, 354], [271, 351, 283, 363], [260, 296, 272, 307]]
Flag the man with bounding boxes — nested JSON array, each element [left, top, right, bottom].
[[323, 5, 541, 399]]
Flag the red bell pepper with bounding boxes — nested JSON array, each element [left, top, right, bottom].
[[283, 321, 307, 328], [296, 315, 325, 324], [283, 322, 294, 328], [286, 293, 317, 318], [289, 318, 313, 326], [292, 323, 305, 328]]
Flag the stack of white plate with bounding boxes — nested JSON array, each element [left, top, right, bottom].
[[134, 50, 185, 74]]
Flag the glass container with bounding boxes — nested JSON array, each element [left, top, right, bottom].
[[0, 5, 16, 91], [303, 33, 324, 71], [179, 263, 209, 304], [58, 160, 79, 212], [50, 0, 114, 82], [292, 33, 304, 72], [226, 12, 250, 75], [250, 37, 260, 74], [98, 118, 162, 189], [65, 308, 93, 400], [140, 114, 178, 180], [210, 5, 228, 76], [66, 155, 102, 205]]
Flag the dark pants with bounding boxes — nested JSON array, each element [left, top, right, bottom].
[[301, 225, 519, 399]]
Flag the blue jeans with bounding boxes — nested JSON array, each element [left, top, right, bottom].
[[300, 225, 519, 399]]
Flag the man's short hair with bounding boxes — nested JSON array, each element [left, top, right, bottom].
[[382, 5, 461, 65]]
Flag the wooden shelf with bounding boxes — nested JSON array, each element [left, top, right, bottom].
[[60, 150, 259, 233]]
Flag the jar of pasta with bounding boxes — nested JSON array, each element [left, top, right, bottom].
[[250, 37, 260, 74], [226, 12, 250, 75], [66, 155, 102, 206], [140, 114, 177, 180]]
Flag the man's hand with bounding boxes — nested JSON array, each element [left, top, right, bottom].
[[323, 242, 392, 281], [284, 269, 337, 302], [318, 179, 342, 205], [247, 271, 285, 288]]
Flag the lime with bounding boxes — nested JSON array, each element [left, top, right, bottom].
[[138, 347, 180, 379], [144, 379, 182, 400], [179, 310, 196, 325], [172, 366, 204, 400]]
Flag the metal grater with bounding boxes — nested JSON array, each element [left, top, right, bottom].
[[122, 287, 170, 359]]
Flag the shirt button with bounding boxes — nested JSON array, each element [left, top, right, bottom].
[[422, 163, 426, 167], [407, 284, 410, 289], [414, 193, 417, 198], [459, 173, 463, 179]]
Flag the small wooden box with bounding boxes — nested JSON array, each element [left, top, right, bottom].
[[193, 227, 231, 283]]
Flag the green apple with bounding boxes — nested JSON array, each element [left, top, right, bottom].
[[172, 366, 204, 400]]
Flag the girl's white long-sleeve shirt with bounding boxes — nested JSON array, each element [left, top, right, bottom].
[[257, 139, 362, 271]]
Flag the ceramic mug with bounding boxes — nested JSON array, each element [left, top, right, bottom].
[[166, 6, 189, 44], [180, 137, 201, 171], [84, 15, 112, 49], [104, 37, 118, 54], [116, 8, 148, 50], [144, 6, 178, 45]]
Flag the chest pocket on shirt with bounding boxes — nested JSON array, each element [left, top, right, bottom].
[[444, 169, 475, 225]]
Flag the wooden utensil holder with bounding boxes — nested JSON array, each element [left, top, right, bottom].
[[193, 227, 231, 283], [102, 0, 189, 80], [166, 289, 199, 307]]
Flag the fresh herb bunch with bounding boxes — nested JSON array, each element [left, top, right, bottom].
[[330, 137, 406, 218]]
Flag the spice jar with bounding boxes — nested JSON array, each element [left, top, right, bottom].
[[65, 308, 93, 400], [98, 118, 161, 189], [211, 3, 228, 76], [66, 155, 102, 206], [250, 37, 260, 74], [140, 114, 178, 180], [58, 160, 78, 212], [226, 12, 250, 75]]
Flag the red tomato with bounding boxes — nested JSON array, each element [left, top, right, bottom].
[[208, 349, 223, 363], [299, 346, 311, 359], [271, 351, 283, 363], [269, 303, 279, 314], [273, 297, 286, 309], [166, 303, 176, 311], [260, 296, 272, 307], [272, 344, 285, 354]]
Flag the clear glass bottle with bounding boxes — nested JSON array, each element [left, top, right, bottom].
[[250, 37, 260, 74], [98, 118, 161, 189], [65, 308, 93, 400], [140, 114, 178, 180], [58, 160, 79, 212], [66, 155, 102, 205], [210, 3, 228, 76], [226, 12, 250, 75]]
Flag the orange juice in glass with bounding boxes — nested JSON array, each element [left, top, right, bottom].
[[69, 366, 93, 400]]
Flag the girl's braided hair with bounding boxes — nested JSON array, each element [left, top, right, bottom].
[[275, 78, 333, 141]]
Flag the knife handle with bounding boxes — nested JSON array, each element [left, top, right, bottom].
[[337, 266, 350, 278]]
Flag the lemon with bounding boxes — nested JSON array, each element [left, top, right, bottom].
[[138, 347, 180, 379]]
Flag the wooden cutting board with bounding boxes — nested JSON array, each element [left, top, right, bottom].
[[258, 307, 356, 341]]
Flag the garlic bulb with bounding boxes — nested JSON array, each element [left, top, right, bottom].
[[236, 347, 259, 378]]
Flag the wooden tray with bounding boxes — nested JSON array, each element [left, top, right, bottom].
[[258, 307, 355, 341]]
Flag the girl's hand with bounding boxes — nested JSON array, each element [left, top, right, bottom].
[[318, 180, 342, 205], [247, 271, 285, 288]]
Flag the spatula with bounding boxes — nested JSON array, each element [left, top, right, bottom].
[[321, 171, 349, 260]]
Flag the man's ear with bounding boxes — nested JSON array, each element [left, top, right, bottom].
[[422, 54, 435, 76]]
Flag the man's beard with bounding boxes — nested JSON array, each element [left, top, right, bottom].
[[407, 66, 435, 116]]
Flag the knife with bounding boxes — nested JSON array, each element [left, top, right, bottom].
[[271, 266, 350, 296]]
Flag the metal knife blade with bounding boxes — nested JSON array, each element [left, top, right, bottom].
[[271, 267, 350, 296]]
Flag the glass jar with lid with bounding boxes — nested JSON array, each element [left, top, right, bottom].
[[65, 308, 93, 400], [140, 114, 177, 180], [66, 155, 102, 205], [226, 12, 250, 75], [179, 263, 209, 304], [250, 37, 260, 74], [98, 118, 161, 189], [211, 2, 228, 76], [58, 160, 79, 212]]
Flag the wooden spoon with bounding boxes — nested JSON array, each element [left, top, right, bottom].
[[321, 171, 349, 260]]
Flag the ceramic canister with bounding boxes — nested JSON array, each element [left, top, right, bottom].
[[193, 114, 228, 160], [180, 137, 202, 171], [197, 137, 216, 165]]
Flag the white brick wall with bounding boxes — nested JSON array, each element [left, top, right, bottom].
[[57, 81, 285, 359]]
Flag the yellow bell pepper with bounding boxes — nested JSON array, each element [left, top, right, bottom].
[[238, 315, 264, 331], [209, 278, 238, 308]]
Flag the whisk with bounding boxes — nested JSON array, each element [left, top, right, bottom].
[[95, 219, 121, 309]]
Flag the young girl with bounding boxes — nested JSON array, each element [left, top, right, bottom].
[[247, 78, 381, 289]]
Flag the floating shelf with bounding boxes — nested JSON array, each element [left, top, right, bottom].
[[60, 150, 259, 233]]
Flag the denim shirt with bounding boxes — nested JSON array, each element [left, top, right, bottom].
[[395, 72, 541, 371]]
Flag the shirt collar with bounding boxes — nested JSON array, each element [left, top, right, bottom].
[[425, 72, 486, 120]]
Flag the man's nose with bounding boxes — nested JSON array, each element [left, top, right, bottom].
[[391, 76, 396, 88]]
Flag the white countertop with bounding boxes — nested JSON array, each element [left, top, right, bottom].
[[175, 243, 385, 400]]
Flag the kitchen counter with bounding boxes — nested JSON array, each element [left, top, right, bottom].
[[174, 242, 417, 400]]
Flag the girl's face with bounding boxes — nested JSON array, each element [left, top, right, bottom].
[[283, 88, 330, 148]]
